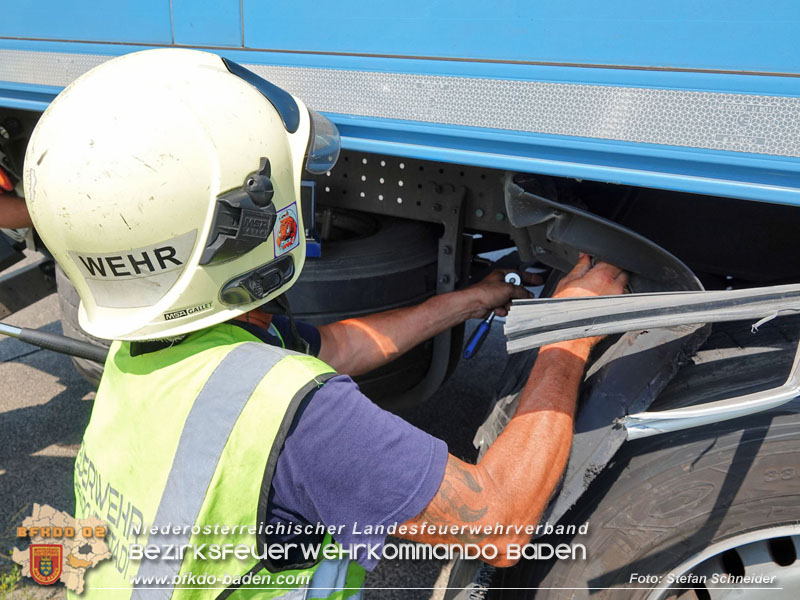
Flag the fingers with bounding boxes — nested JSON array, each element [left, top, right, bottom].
[[509, 284, 534, 300], [553, 254, 629, 299], [590, 260, 624, 280], [554, 255, 592, 294], [564, 254, 593, 282], [520, 271, 543, 286], [591, 262, 628, 291]]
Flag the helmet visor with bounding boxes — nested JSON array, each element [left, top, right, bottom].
[[305, 110, 341, 174]]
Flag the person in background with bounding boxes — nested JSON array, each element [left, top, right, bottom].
[[0, 191, 31, 229]]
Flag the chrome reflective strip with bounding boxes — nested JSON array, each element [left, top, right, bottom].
[[3, 49, 800, 158], [131, 342, 285, 599], [0, 49, 108, 88], [249, 64, 800, 159], [624, 341, 800, 440]]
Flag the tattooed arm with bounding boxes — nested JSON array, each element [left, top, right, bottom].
[[398, 257, 628, 567]]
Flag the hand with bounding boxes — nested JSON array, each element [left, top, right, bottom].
[[466, 269, 542, 319], [553, 254, 628, 300], [550, 254, 628, 350]]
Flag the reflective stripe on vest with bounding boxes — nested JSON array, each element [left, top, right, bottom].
[[131, 343, 282, 597], [72, 324, 365, 600]]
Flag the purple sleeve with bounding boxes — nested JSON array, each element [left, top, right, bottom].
[[267, 375, 448, 570]]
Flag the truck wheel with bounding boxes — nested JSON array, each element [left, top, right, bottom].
[[495, 318, 800, 599]]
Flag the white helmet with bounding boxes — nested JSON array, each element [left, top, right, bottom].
[[24, 49, 339, 341]]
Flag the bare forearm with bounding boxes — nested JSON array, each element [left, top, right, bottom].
[[319, 289, 477, 375], [399, 258, 627, 567], [400, 340, 590, 562], [0, 194, 32, 229], [478, 339, 591, 526]]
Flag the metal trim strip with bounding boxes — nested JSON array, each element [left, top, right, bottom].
[[624, 341, 800, 439]]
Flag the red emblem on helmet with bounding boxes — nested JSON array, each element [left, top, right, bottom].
[[276, 213, 298, 251], [30, 544, 62, 585]]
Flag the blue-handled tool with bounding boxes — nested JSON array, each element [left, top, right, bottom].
[[463, 272, 522, 359], [463, 313, 495, 359]]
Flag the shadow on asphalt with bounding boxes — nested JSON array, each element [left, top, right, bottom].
[[1, 318, 94, 595]]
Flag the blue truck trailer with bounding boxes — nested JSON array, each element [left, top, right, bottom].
[[1, 2, 799, 598]]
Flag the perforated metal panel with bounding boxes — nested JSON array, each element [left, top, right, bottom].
[[313, 151, 510, 235]]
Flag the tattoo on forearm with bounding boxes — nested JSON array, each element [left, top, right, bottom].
[[409, 458, 490, 543], [454, 463, 482, 493]]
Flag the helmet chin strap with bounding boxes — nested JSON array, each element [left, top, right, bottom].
[[269, 294, 310, 355]]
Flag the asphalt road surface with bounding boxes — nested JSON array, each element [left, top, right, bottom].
[[0, 286, 513, 599]]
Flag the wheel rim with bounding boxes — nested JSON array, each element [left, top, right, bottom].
[[647, 525, 800, 600]]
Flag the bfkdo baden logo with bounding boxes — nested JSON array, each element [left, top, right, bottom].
[[30, 544, 63, 585], [13, 504, 111, 594]]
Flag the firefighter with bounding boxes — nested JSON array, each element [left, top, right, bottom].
[[24, 49, 626, 598]]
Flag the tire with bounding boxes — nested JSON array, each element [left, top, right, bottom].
[[57, 211, 452, 403], [495, 317, 800, 599], [56, 265, 107, 388], [286, 211, 440, 323], [287, 211, 447, 404]]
